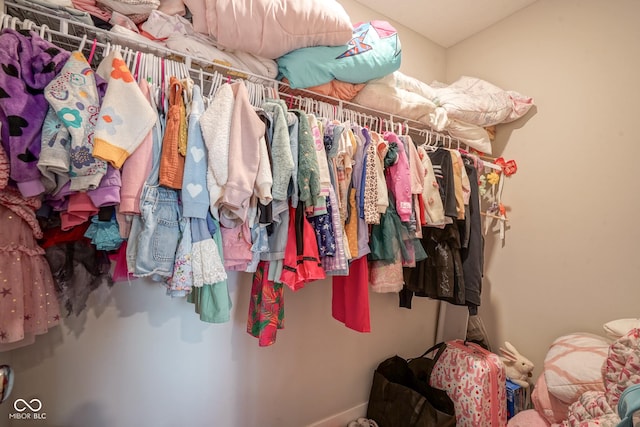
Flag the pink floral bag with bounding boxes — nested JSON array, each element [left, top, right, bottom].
[[429, 339, 508, 426]]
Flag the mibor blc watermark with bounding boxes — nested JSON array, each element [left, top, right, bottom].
[[9, 398, 47, 420]]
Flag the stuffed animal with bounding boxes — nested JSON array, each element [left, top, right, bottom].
[[499, 341, 534, 388]]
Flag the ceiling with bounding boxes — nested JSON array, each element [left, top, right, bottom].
[[356, 0, 539, 48]]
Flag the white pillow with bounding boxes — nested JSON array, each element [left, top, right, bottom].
[[182, 0, 353, 59], [543, 333, 610, 404], [603, 318, 640, 340]]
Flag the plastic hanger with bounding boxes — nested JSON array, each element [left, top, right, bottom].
[[20, 18, 34, 30], [77, 34, 87, 54], [198, 68, 204, 91]]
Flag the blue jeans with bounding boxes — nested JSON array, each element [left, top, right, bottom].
[[131, 185, 181, 280]]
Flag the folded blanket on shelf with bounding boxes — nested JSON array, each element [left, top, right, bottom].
[[280, 78, 364, 102], [183, 0, 353, 59], [353, 72, 534, 153], [139, 10, 278, 80]]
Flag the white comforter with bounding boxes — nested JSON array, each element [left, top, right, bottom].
[[353, 72, 534, 154]]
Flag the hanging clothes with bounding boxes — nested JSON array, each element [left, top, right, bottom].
[[0, 29, 70, 198], [218, 81, 265, 227], [459, 154, 484, 314], [332, 255, 371, 333], [0, 186, 61, 346], [279, 205, 325, 291], [188, 215, 231, 323], [247, 261, 284, 347], [159, 76, 187, 189]]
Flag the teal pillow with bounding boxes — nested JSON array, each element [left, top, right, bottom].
[[277, 21, 402, 89]]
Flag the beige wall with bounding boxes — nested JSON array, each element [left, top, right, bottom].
[[446, 0, 640, 373], [340, 0, 446, 82], [4, 3, 448, 427]]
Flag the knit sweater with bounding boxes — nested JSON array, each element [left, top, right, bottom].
[[262, 100, 294, 201], [93, 50, 156, 170], [219, 81, 265, 227], [291, 109, 321, 210], [200, 83, 233, 217], [118, 80, 154, 215]]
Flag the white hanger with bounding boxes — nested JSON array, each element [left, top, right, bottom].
[[247, 81, 255, 107], [77, 34, 88, 52], [9, 16, 20, 30], [20, 18, 34, 31], [0, 14, 11, 31], [198, 68, 204, 90]]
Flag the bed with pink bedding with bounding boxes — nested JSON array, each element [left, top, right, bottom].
[[510, 327, 640, 427]]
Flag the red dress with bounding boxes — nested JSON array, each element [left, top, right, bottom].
[[279, 206, 325, 291]]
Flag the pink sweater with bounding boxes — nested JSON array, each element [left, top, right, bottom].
[[118, 80, 154, 215], [219, 81, 265, 227], [383, 132, 412, 222]]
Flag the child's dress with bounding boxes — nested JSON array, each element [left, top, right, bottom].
[[0, 187, 61, 347]]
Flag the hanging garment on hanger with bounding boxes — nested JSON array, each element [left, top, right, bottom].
[[45, 50, 106, 191], [321, 186, 348, 276], [372, 131, 390, 218], [247, 261, 284, 347], [190, 215, 227, 286], [0, 28, 70, 198], [167, 216, 193, 297], [218, 80, 265, 227], [188, 215, 231, 323], [279, 205, 325, 291], [402, 224, 466, 307], [283, 105, 300, 209], [200, 82, 233, 217], [427, 148, 458, 220], [118, 79, 154, 216], [307, 197, 336, 258], [0, 186, 61, 347], [399, 135, 425, 238], [459, 154, 483, 315], [0, 144, 8, 190], [307, 114, 330, 213], [369, 189, 419, 292], [332, 255, 371, 333], [306, 120, 336, 256], [447, 149, 465, 220], [290, 109, 321, 212], [38, 106, 71, 195], [158, 76, 186, 189], [417, 145, 445, 226], [181, 85, 210, 219], [125, 86, 181, 281], [383, 131, 412, 223], [350, 124, 370, 257], [362, 128, 380, 225], [261, 99, 294, 202], [220, 221, 252, 271], [93, 48, 156, 169]]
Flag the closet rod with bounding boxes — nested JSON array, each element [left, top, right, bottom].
[[3, 1, 471, 146]]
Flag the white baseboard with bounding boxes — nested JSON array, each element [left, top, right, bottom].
[[306, 402, 368, 427]]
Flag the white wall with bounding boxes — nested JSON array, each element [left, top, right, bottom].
[[4, 3, 447, 427], [446, 0, 640, 374], [340, 0, 446, 82]]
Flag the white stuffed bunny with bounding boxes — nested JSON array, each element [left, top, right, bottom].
[[499, 341, 534, 388]]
